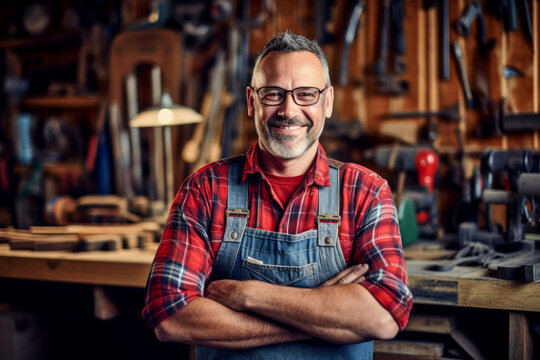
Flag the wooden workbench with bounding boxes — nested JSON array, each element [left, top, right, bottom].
[[0, 244, 155, 288], [1, 243, 538, 358], [1, 244, 539, 312]]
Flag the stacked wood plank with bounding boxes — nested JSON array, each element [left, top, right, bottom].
[[0, 222, 160, 252]]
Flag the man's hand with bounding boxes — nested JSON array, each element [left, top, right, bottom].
[[206, 279, 249, 311], [320, 263, 369, 287]]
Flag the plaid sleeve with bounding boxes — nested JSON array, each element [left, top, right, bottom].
[[354, 181, 413, 330], [142, 175, 214, 329]]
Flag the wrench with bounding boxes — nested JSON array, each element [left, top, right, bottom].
[[452, 41, 474, 109]]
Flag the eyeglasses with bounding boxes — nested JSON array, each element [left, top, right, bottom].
[[253, 86, 327, 106]]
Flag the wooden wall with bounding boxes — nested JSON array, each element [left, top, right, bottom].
[[242, 0, 539, 231]]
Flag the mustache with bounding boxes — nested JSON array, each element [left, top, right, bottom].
[[267, 116, 311, 127]]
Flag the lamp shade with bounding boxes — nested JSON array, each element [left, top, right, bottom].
[[129, 93, 202, 128]]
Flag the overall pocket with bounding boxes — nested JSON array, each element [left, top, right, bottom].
[[241, 259, 319, 288]]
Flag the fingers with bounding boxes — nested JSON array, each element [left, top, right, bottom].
[[321, 263, 369, 287]]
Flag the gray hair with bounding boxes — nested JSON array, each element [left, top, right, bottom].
[[251, 32, 331, 86]]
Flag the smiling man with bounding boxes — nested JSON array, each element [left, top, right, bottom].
[[143, 32, 412, 360]]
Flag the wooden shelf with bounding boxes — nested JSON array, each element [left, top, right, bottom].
[[19, 96, 101, 110], [15, 162, 83, 178]]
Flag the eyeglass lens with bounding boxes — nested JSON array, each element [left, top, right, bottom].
[[256, 87, 322, 106]]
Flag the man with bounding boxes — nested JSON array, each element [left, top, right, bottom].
[[143, 32, 412, 359]]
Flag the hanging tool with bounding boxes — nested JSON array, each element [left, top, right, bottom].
[[451, 41, 475, 109], [479, 99, 540, 136], [455, 0, 496, 56], [338, 0, 365, 85], [439, 0, 449, 80], [373, 0, 409, 96], [390, 0, 406, 74], [382, 103, 461, 122]]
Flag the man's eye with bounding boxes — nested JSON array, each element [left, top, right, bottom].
[[297, 92, 316, 98], [265, 92, 283, 99]]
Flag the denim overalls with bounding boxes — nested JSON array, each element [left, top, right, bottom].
[[196, 163, 373, 359]]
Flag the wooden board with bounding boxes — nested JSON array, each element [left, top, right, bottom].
[[407, 259, 540, 312], [0, 244, 155, 287], [374, 339, 444, 357]]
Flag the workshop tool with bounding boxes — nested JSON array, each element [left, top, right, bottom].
[[479, 99, 540, 136], [415, 149, 438, 223], [458, 222, 504, 248], [422, 0, 450, 80], [428, 241, 504, 271], [487, 173, 540, 281], [382, 103, 460, 122], [390, 0, 406, 74], [440, 0, 449, 80], [518, 173, 540, 198], [398, 197, 418, 246], [365, 145, 439, 238], [339, 0, 365, 85], [373, 0, 409, 96], [487, 0, 519, 31], [487, 0, 533, 52], [481, 149, 533, 233], [455, 1, 482, 37], [451, 41, 474, 109], [374, 0, 391, 77], [455, 0, 496, 56], [518, 0, 534, 52]]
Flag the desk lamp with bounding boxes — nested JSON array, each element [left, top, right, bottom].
[[129, 93, 202, 218]]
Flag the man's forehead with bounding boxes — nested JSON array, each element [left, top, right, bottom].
[[253, 51, 325, 84]]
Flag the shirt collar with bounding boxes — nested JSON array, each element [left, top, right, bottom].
[[241, 141, 331, 187]]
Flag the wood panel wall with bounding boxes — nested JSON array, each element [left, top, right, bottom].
[[245, 0, 539, 231]]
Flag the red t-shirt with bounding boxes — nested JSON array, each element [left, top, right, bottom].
[[263, 171, 306, 207]]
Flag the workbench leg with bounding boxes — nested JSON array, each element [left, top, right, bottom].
[[509, 311, 533, 360]]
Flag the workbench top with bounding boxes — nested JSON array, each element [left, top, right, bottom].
[[1, 244, 539, 312], [0, 243, 156, 287]]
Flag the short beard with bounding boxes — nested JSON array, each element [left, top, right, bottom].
[[254, 102, 326, 160]]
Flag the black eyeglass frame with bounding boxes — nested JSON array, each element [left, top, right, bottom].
[[251, 86, 328, 106]]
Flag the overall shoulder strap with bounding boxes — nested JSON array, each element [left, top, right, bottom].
[[317, 165, 341, 246], [212, 162, 249, 279]]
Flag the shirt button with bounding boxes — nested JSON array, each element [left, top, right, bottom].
[[324, 237, 332, 244], [230, 231, 238, 240]]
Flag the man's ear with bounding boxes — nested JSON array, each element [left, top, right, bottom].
[[246, 86, 255, 117], [325, 86, 334, 118]]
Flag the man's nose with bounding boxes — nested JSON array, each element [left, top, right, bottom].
[[277, 92, 299, 118]]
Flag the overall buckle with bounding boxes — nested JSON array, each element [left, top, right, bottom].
[[316, 214, 341, 224], [225, 209, 250, 218]]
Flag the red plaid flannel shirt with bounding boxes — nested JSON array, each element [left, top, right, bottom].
[[143, 142, 412, 330]]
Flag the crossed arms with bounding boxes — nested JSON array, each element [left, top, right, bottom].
[[154, 264, 399, 349]]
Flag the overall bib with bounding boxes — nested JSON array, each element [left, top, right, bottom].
[[196, 163, 373, 360]]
